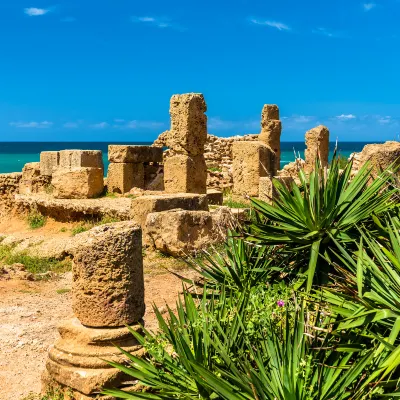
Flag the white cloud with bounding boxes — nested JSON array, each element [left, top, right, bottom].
[[363, 3, 376, 11], [24, 7, 49, 16], [10, 121, 53, 128], [250, 19, 290, 31], [131, 16, 176, 29], [115, 120, 165, 129], [63, 122, 79, 128], [336, 114, 357, 121], [90, 122, 109, 129]]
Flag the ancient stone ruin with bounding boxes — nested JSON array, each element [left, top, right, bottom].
[[42, 221, 145, 399], [304, 125, 330, 173], [163, 93, 208, 194]]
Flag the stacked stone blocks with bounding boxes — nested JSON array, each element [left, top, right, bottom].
[[164, 93, 208, 194], [107, 145, 163, 194]]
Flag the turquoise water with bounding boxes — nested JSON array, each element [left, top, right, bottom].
[[0, 142, 371, 174]]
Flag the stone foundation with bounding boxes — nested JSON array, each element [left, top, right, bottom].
[[107, 163, 144, 194]]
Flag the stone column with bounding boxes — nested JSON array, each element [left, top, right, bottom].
[[259, 104, 282, 173], [164, 93, 208, 194], [304, 125, 330, 173], [42, 222, 145, 399]]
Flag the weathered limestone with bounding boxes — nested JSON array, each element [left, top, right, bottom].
[[145, 209, 216, 256], [164, 93, 208, 194], [107, 146, 162, 192], [168, 93, 208, 155], [259, 105, 282, 172], [59, 150, 104, 170], [232, 141, 275, 196], [259, 176, 294, 204], [43, 221, 145, 398], [207, 189, 224, 205], [304, 125, 330, 173], [71, 222, 144, 327], [164, 154, 207, 194], [52, 167, 104, 199], [108, 145, 163, 163], [0, 173, 22, 217], [107, 163, 144, 194], [131, 193, 209, 227], [351, 141, 400, 178], [19, 162, 51, 195], [40, 151, 60, 176]]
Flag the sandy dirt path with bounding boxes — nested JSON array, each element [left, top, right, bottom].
[[0, 268, 197, 400]]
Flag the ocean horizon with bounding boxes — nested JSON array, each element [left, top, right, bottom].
[[0, 141, 378, 174]]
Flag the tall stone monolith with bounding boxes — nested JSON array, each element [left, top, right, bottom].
[[164, 93, 208, 194], [42, 222, 145, 399], [259, 104, 282, 173], [304, 125, 329, 173]]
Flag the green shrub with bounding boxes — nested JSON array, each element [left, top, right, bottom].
[[27, 210, 47, 229], [223, 196, 249, 209], [208, 166, 222, 173], [248, 154, 398, 291], [71, 224, 89, 236]]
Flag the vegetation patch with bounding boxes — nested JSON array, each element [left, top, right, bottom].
[[27, 210, 47, 230], [0, 244, 71, 274], [71, 215, 122, 236], [208, 166, 222, 173]]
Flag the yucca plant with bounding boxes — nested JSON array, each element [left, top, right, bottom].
[[249, 154, 398, 291], [319, 220, 400, 386], [182, 235, 286, 293], [103, 286, 397, 399]]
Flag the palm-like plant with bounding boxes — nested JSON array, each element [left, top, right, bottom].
[[249, 154, 398, 291], [320, 220, 400, 386]]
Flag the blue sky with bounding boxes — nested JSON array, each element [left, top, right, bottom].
[[0, 0, 399, 142]]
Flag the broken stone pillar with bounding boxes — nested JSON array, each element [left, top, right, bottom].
[[164, 93, 208, 194], [107, 145, 163, 193], [259, 104, 282, 172], [232, 141, 275, 196], [304, 125, 330, 173], [40, 151, 60, 176], [52, 167, 104, 199], [42, 221, 145, 399]]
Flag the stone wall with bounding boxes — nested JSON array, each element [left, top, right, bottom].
[[0, 173, 22, 217]]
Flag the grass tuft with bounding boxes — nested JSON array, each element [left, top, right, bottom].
[[27, 210, 47, 229], [71, 215, 121, 236]]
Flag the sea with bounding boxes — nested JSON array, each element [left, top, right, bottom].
[[0, 142, 375, 174]]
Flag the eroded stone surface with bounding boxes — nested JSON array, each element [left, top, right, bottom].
[[232, 141, 275, 196], [304, 125, 329, 173], [108, 145, 163, 163], [260, 105, 281, 172], [40, 151, 60, 176], [351, 141, 400, 178], [71, 221, 145, 327], [52, 168, 104, 199], [59, 150, 104, 170], [19, 162, 51, 195], [259, 176, 294, 204], [168, 93, 207, 156], [207, 189, 223, 205], [107, 162, 144, 194], [164, 153, 207, 194], [131, 193, 209, 227], [145, 209, 217, 256]]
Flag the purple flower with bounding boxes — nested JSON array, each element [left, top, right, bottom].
[[277, 300, 285, 307]]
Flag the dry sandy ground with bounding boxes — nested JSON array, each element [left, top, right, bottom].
[[0, 267, 197, 400]]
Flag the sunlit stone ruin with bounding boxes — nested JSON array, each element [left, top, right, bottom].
[[1, 92, 400, 397]]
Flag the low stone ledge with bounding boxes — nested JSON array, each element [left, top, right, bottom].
[[131, 193, 209, 227], [108, 145, 163, 163], [14, 194, 132, 222]]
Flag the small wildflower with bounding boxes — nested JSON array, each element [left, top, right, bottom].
[[277, 300, 285, 307]]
